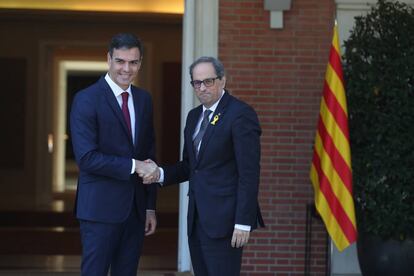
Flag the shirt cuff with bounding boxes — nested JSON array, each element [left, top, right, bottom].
[[158, 167, 165, 184], [235, 224, 251, 231], [131, 159, 136, 174]]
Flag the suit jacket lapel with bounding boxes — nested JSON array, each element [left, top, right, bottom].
[[196, 91, 230, 163], [101, 78, 133, 146]]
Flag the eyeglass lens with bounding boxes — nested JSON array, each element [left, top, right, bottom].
[[191, 77, 218, 88]]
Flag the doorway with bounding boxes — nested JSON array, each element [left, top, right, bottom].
[[0, 8, 183, 271], [53, 60, 107, 193]]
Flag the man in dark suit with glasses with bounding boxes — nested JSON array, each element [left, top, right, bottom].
[[140, 56, 264, 276]]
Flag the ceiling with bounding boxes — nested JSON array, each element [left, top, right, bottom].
[[0, 0, 184, 14]]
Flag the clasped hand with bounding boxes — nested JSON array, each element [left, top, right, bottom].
[[135, 159, 160, 184]]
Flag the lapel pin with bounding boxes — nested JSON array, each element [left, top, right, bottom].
[[211, 113, 221, 125]]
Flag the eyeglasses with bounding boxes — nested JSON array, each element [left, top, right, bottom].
[[190, 77, 221, 89]]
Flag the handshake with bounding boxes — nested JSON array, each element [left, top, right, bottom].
[[135, 159, 160, 184]]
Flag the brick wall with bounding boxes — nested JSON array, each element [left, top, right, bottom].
[[219, 0, 335, 275]]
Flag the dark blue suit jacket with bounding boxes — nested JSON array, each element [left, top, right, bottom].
[[163, 91, 264, 238], [70, 76, 157, 224]]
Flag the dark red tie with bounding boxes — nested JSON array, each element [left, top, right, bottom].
[[121, 92, 132, 136]]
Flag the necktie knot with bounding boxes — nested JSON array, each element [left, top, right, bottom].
[[202, 109, 212, 123], [121, 92, 129, 102]]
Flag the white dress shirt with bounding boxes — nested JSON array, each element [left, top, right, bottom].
[[104, 73, 136, 173]]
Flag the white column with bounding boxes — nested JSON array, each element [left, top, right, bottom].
[[178, 0, 218, 272], [177, 0, 194, 272]]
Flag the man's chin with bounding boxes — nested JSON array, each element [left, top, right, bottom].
[[199, 97, 211, 105], [201, 101, 213, 108], [117, 79, 132, 88]]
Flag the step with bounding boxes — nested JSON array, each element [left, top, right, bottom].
[[0, 211, 178, 256], [0, 228, 177, 255], [0, 254, 190, 275], [0, 211, 178, 228]]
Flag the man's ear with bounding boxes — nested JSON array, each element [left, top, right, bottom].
[[137, 57, 143, 70], [221, 76, 227, 88], [107, 52, 111, 65]]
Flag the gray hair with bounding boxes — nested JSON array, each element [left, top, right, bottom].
[[189, 56, 225, 80]]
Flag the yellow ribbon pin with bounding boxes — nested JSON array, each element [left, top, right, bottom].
[[211, 114, 220, 125]]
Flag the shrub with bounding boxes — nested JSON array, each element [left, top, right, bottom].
[[343, 0, 414, 240]]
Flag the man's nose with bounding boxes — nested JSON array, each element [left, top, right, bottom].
[[199, 82, 207, 90], [122, 63, 130, 71]]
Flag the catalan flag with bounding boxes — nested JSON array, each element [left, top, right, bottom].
[[310, 23, 357, 251]]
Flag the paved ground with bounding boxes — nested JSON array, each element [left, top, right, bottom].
[[0, 272, 192, 276], [0, 255, 192, 276]]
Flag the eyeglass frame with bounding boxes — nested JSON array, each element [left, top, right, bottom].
[[190, 76, 221, 89]]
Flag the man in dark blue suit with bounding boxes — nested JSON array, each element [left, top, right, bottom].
[[70, 33, 158, 276], [141, 56, 264, 275]]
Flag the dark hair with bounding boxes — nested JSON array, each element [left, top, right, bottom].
[[189, 56, 225, 80], [108, 33, 143, 58]]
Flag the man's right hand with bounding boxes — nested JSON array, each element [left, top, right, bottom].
[[135, 159, 160, 184]]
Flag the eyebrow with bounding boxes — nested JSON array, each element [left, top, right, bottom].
[[114, 57, 140, 63]]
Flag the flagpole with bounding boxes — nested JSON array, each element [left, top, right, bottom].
[[326, 236, 331, 276], [304, 203, 312, 276], [325, 18, 338, 276], [325, 19, 335, 276], [323, 19, 336, 276]]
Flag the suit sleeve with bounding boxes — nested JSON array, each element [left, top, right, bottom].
[[232, 105, 262, 226], [162, 120, 191, 186], [70, 92, 132, 180], [163, 151, 190, 186]]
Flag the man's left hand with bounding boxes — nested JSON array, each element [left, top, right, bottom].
[[231, 228, 250, 248], [145, 210, 157, 236]]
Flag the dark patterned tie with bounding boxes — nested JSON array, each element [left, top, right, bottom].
[[193, 109, 212, 157], [121, 92, 132, 136]]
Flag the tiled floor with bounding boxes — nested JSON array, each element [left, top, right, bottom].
[[0, 272, 192, 276], [0, 255, 192, 276]]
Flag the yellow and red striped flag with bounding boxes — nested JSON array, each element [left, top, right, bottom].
[[310, 23, 357, 251]]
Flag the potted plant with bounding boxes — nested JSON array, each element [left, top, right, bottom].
[[343, 0, 414, 275]]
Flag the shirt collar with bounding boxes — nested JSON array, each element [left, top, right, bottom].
[[105, 73, 131, 97]]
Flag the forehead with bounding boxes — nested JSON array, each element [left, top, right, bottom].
[[192, 62, 216, 78], [112, 47, 141, 59]]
